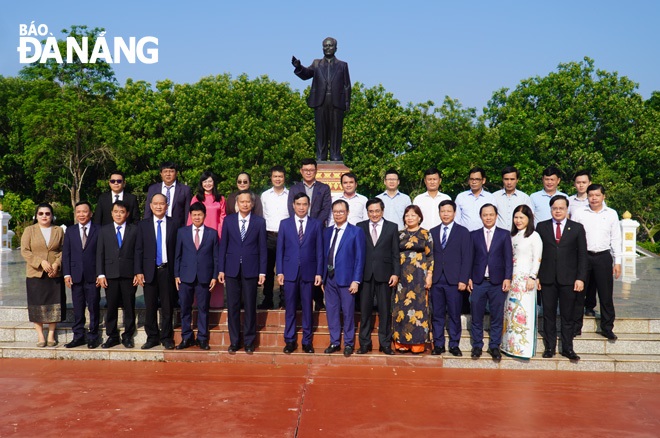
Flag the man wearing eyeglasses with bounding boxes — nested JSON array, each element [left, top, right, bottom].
[[455, 167, 495, 232], [93, 171, 140, 225]]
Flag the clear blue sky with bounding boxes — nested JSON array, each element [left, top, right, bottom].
[[1, 1, 658, 111]]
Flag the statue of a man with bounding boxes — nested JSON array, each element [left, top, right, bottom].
[[292, 37, 351, 162]]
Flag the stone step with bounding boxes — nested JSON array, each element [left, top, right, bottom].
[[1, 342, 658, 373]]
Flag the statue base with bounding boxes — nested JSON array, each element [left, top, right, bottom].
[[316, 161, 350, 195]]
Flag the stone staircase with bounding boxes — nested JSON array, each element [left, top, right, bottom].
[[1, 306, 658, 372]]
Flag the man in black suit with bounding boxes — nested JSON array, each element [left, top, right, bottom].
[[429, 200, 472, 357], [144, 161, 192, 230], [96, 201, 139, 349], [292, 37, 351, 161], [135, 194, 177, 350], [62, 201, 101, 349], [93, 171, 140, 225], [356, 198, 399, 355], [287, 158, 332, 311], [537, 195, 588, 361]]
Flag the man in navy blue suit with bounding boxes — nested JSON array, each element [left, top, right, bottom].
[[174, 202, 219, 351], [135, 194, 178, 350], [144, 161, 192, 230], [467, 203, 513, 360], [322, 200, 366, 357], [276, 193, 324, 354], [218, 190, 268, 354], [429, 200, 472, 357], [63, 201, 101, 349]]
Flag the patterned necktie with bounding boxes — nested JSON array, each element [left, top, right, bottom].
[[114, 194, 119, 203], [156, 220, 163, 265], [194, 227, 200, 250], [116, 225, 122, 248], [165, 185, 172, 206], [371, 222, 378, 245], [82, 225, 87, 249], [555, 222, 562, 244], [328, 227, 340, 272], [298, 219, 304, 244], [441, 226, 448, 249], [240, 219, 247, 241]]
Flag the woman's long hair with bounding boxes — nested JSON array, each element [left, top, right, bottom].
[[510, 204, 535, 238], [196, 171, 222, 203]]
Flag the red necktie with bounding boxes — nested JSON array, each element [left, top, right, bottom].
[[195, 228, 200, 249], [555, 222, 561, 244]]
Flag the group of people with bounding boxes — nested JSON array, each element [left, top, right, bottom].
[[21, 160, 622, 361]]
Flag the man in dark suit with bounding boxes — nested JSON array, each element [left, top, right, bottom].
[[292, 37, 351, 162], [537, 195, 588, 361], [276, 193, 324, 354], [63, 201, 101, 349], [467, 204, 513, 361], [96, 201, 139, 349], [174, 202, 219, 351], [218, 190, 268, 354], [322, 200, 366, 357], [430, 200, 472, 357], [288, 158, 332, 311], [356, 198, 399, 355], [144, 161, 192, 230], [135, 194, 177, 350], [93, 171, 140, 225]]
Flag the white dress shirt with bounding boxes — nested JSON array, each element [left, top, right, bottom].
[[153, 216, 168, 264], [572, 206, 622, 263], [493, 189, 533, 230], [261, 187, 290, 232], [192, 224, 205, 244], [328, 192, 368, 226], [413, 191, 451, 230], [161, 182, 177, 217]]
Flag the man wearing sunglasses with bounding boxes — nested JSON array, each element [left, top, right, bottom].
[[94, 171, 140, 226]]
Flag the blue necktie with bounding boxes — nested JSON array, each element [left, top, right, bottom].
[[116, 225, 122, 248], [156, 220, 163, 266], [240, 219, 247, 241], [441, 226, 448, 249]]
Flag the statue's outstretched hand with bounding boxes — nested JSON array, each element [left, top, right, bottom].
[[291, 56, 301, 68]]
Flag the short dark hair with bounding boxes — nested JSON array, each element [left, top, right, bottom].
[[542, 166, 562, 178], [403, 205, 423, 226], [438, 199, 456, 212], [75, 200, 93, 211], [469, 167, 486, 179], [424, 167, 441, 178], [341, 172, 357, 184], [109, 170, 125, 179], [587, 183, 605, 195], [366, 198, 384, 210], [332, 199, 349, 211], [301, 158, 317, 168], [236, 189, 254, 203], [236, 172, 251, 184], [160, 161, 177, 172], [384, 169, 399, 179], [189, 201, 206, 214], [33, 203, 55, 224], [501, 166, 520, 178], [112, 200, 128, 211], [479, 203, 498, 216], [510, 205, 535, 238], [293, 192, 310, 203], [270, 165, 286, 177], [549, 194, 569, 207], [573, 170, 592, 181]]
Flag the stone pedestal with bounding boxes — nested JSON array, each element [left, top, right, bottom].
[[316, 161, 350, 195], [0, 211, 12, 251], [621, 211, 640, 282]]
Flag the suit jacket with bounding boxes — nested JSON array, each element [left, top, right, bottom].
[[20, 224, 64, 278], [144, 181, 192, 230], [357, 219, 400, 283], [276, 216, 324, 282], [96, 222, 138, 279], [93, 191, 140, 225], [294, 57, 351, 111], [174, 225, 219, 284], [323, 223, 365, 287], [287, 181, 332, 227], [469, 227, 513, 285], [62, 222, 99, 283], [537, 219, 588, 286], [134, 217, 177, 283], [430, 222, 472, 286], [218, 213, 267, 278]]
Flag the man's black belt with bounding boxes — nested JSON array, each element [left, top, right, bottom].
[[588, 250, 610, 256], [157, 263, 168, 270]]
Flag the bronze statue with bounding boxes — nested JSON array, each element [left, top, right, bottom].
[[292, 37, 351, 162]]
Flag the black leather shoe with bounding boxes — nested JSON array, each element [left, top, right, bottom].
[[487, 347, 502, 360], [302, 344, 315, 354], [561, 350, 580, 361], [471, 347, 482, 359], [324, 344, 340, 354], [257, 301, 274, 310], [379, 346, 395, 355], [227, 344, 240, 353], [141, 341, 160, 350], [245, 344, 255, 354], [584, 308, 596, 317], [87, 338, 101, 349], [574, 330, 582, 337], [449, 346, 463, 357], [162, 340, 175, 350], [122, 339, 134, 349], [343, 345, 354, 357], [600, 331, 618, 340], [283, 342, 297, 354], [197, 340, 210, 350], [431, 346, 446, 355], [65, 338, 86, 348], [542, 349, 555, 358], [101, 338, 120, 349], [356, 344, 372, 354], [176, 337, 196, 350]]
